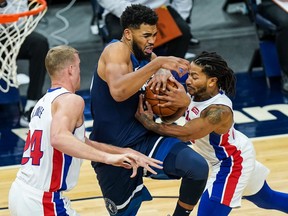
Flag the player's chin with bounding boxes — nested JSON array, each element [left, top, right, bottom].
[[144, 52, 152, 58], [186, 87, 195, 95]]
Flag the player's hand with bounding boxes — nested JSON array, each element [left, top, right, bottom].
[[124, 149, 163, 178], [148, 68, 172, 93], [156, 77, 191, 108], [107, 151, 163, 178], [135, 94, 155, 128], [149, 56, 190, 91], [155, 56, 190, 77]]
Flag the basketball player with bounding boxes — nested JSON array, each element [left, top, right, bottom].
[[135, 51, 288, 215], [89, 4, 209, 216], [8, 45, 163, 216]]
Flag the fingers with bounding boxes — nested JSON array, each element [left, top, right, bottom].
[[142, 157, 163, 175], [170, 58, 190, 72], [123, 152, 164, 178], [123, 155, 139, 178], [138, 94, 144, 112], [168, 77, 183, 90], [130, 165, 137, 178], [147, 160, 163, 170], [145, 100, 153, 113], [144, 164, 157, 175]]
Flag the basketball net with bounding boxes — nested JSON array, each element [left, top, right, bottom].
[[0, 0, 47, 93]]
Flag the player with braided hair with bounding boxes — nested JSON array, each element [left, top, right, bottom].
[[136, 51, 288, 215]]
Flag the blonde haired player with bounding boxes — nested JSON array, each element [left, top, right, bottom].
[[8, 45, 162, 215]]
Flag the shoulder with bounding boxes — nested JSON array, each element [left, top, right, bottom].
[[201, 104, 232, 125], [54, 93, 84, 110], [104, 41, 130, 54], [101, 41, 130, 62]]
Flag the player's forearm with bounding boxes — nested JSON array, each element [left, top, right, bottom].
[[110, 59, 169, 101], [85, 137, 129, 154], [138, 114, 187, 141], [51, 133, 113, 163], [161, 107, 186, 124]]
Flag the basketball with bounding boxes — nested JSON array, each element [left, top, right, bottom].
[[144, 80, 178, 117]]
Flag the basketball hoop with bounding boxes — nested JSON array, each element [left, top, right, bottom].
[[0, 0, 47, 93]]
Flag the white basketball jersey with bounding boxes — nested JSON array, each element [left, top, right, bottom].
[[186, 91, 251, 165], [17, 87, 84, 192]]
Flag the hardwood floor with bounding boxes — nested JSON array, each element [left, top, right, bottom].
[[1, 135, 287, 216]]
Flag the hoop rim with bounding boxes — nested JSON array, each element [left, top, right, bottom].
[[0, 0, 47, 24]]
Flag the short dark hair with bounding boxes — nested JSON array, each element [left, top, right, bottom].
[[193, 51, 236, 97], [120, 4, 158, 30]]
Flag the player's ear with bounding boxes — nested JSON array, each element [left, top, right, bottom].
[[208, 77, 218, 87], [123, 28, 132, 41]]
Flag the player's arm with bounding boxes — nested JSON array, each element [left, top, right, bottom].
[[85, 138, 163, 175], [136, 101, 233, 141], [50, 93, 117, 163], [101, 43, 190, 102], [50, 94, 162, 176]]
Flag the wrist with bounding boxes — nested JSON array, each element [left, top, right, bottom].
[[184, 95, 191, 107]]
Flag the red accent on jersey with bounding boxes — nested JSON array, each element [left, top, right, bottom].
[[49, 149, 63, 192], [42, 192, 56, 216], [220, 133, 243, 206]]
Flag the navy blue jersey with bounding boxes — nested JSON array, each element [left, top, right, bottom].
[[89, 41, 152, 148]]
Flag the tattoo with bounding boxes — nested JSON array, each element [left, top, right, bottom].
[[141, 115, 156, 129], [201, 105, 223, 125]]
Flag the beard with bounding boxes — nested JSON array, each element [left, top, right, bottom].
[[189, 85, 207, 101], [132, 41, 151, 61]]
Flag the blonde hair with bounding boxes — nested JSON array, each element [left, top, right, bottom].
[[45, 45, 79, 76]]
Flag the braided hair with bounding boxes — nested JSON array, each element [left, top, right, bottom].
[[193, 51, 236, 97], [120, 4, 158, 30]]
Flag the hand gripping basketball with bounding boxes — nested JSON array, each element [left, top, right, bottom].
[[144, 80, 178, 117]]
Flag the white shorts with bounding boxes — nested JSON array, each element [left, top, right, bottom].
[[243, 160, 270, 196], [204, 143, 270, 208], [9, 178, 79, 216]]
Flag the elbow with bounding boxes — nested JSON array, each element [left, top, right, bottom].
[[50, 134, 61, 149], [110, 89, 129, 102], [112, 95, 126, 102], [178, 136, 191, 142]]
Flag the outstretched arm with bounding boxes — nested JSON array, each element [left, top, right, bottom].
[[50, 93, 162, 177], [135, 96, 233, 142], [85, 138, 163, 177]]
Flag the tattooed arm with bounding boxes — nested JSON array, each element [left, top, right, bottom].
[[135, 102, 233, 142]]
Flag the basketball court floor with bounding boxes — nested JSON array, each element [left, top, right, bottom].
[[0, 0, 288, 215]]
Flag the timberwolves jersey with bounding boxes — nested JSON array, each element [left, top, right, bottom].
[[90, 41, 150, 147], [16, 87, 84, 192]]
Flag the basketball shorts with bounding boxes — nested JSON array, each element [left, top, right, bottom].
[[93, 136, 185, 215], [9, 178, 79, 216], [200, 141, 270, 208]]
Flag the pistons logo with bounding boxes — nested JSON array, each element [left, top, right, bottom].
[[104, 198, 118, 215], [191, 106, 199, 115]]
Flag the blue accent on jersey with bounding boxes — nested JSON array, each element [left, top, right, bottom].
[[60, 154, 72, 191], [53, 192, 69, 216], [47, 87, 62, 92]]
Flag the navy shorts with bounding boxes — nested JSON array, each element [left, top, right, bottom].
[[92, 135, 188, 215]]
